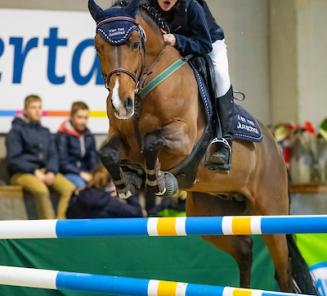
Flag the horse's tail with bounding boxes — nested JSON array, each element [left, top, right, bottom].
[[287, 234, 317, 294]]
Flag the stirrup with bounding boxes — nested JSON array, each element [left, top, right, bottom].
[[205, 138, 232, 172], [210, 137, 232, 151]]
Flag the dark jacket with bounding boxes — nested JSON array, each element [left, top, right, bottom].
[[55, 120, 98, 175], [6, 116, 58, 176], [196, 0, 224, 42], [66, 188, 143, 218], [152, 0, 212, 56], [152, 0, 224, 56]]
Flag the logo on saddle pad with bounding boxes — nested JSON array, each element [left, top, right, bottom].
[[232, 105, 262, 142], [237, 114, 260, 135]]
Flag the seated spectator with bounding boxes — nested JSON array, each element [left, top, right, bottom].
[[5, 95, 75, 219], [56, 102, 98, 188], [66, 166, 146, 219]]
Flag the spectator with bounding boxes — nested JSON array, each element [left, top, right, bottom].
[[56, 101, 98, 188], [148, 190, 187, 217], [66, 166, 145, 218], [5, 94, 75, 219]]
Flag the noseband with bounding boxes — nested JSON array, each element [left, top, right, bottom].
[[96, 16, 146, 92]]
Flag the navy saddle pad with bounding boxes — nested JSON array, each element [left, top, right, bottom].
[[233, 104, 263, 142]]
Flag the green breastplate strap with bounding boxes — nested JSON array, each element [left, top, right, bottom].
[[137, 58, 188, 99]]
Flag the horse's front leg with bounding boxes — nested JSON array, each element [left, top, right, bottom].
[[142, 121, 194, 197], [99, 136, 132, 199], [143, 132, 166, 197]]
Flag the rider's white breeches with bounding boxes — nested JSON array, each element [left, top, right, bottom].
[[208, 39, 231, 97]]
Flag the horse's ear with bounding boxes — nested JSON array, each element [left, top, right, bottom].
[[126, 0, 140, 17], [88, 0, 104, 22]]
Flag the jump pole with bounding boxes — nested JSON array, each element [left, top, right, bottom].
[[0, 215, 326, 239], [0, 266, 311, 296]]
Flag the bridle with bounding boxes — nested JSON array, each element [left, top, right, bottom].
[[96, 16, 147, 93]]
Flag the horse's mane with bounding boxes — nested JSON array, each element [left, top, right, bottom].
[[111, 0, 170, 32]]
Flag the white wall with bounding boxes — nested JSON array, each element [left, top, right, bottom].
[[297, 0, 327, 126], [270, 0, 327, 127], [269, 0, 299, 124]]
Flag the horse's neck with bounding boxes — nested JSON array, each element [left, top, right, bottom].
[[137, 15, 166, 66]]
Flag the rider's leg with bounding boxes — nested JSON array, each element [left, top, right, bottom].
[[207, 39, 235, 171]]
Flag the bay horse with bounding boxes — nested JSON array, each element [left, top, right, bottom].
[[88, 0, 315, 293]]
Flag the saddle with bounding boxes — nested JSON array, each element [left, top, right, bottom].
[[191, 55, 218, 102]]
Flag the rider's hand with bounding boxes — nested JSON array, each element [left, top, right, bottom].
[[163, 34, 176, 46]]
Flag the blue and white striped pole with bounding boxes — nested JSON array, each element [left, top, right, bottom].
[[0, 215, 326, 239], [0, 266, 309, 296]]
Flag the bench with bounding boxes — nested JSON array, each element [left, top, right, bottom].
[[290, 183, 327, 194], [0, 185, 28, 220], [0, 180, 326, 220]]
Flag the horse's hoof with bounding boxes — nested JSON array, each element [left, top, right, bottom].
[[162, 171, 179, 198]]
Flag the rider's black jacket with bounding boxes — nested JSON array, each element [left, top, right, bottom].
[[151, 0, 224, 56]]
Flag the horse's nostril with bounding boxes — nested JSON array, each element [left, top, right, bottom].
[[124, 97, 133, 112]]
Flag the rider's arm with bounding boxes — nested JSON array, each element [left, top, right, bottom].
[[173, 1, 213, 56]]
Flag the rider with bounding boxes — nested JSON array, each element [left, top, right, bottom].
[[149, 0, 235, 171]]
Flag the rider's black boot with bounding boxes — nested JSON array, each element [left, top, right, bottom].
[[206, 86, 235, 171]]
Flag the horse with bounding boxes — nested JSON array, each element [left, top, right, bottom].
[[88, 0, 315, 293]]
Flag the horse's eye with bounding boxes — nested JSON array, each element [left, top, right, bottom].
[[132, 42, 140, 50]]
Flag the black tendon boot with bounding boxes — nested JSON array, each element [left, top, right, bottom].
[[206, 86, 235, 171]]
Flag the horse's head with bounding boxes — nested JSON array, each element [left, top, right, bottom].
[[89, 0, 145, 119]]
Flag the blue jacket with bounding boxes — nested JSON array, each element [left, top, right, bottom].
[[6, 116, 58, 176], [152, 0, 224, 56], [152, 0, 212, 56], [196, 0, 225, 42], [55, 120, 98, 175], [66, 188, 143, 218]]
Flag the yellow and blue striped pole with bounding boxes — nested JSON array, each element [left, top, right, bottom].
[[0, 215, 326, 239], [0, 266, 307, 296]]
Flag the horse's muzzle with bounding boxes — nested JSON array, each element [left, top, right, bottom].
[[112, 97, 135, 120], [124, 97, 134, 113]]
